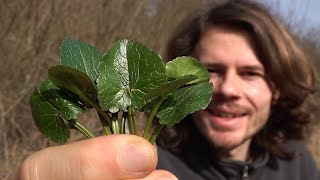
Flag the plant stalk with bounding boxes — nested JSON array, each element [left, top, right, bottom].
[[143, 97, 165, 139], [121, 112, 128, 134], [98, 114, 112, 135], [83, 94, 112, 132], [149, 124, 164, 144], [128, 106, 138, 135], [112, 113, 120, 134], [72, 121, 95, 138]]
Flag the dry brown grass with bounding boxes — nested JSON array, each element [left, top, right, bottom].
[[0, 0, 319, 178], [0, 0, 211, 177]]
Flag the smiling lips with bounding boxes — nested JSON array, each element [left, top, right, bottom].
[[207, 107, 248, 129]]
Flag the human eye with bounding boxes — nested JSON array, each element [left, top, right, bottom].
[[240, 70, 264, 80], [239, 65, 265, 80], [207, 67, 217, 74], [206, 67, 223, 78]]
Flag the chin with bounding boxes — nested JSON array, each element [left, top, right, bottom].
[[195, 110, 249, 148], [206, 130, 246, 150]]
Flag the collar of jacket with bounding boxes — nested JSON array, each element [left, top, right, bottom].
[[182, 136, 270, 179]]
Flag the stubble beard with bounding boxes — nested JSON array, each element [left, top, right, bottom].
[[195, 111, 253, 152]]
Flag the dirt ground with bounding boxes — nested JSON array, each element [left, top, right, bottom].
[[1, 0, 319, 178]]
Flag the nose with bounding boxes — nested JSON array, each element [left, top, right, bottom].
[[211, 71, 240, 98]]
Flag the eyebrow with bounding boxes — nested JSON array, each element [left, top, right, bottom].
[[202, 62, 265, 72], [241, 65, 265, 72]]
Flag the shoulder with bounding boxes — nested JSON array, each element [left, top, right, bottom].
[[283, 140, 312, 154], [282, 140, 318, 167], [252, 140, 319, 180], [275, 140, 319, 179], [157, 146, 205, 180]]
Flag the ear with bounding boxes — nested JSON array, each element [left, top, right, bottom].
[[272, 89, 280, 105], [268, 80, 280, 105]]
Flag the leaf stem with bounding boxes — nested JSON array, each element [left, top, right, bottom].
[[98, 114, 112, 135], [128, 106, 138, 135], [121, 112, 128, 134], [72, 121, 95, 138], [149, 124, 164, 144], [83, 94, 113, 129], [112, 113, 120, 134], [143, 97, 165, 139]]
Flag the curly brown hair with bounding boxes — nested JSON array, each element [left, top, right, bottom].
[[156, 0, 317, 160]]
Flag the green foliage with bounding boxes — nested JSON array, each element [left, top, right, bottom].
[[157, 82, 213, 127], [60, 38, 102, 82], [166, 56, 210, 84], [97, 39, 167, 112], [30, 80, 85, 143], [30, 38, 213, 144]]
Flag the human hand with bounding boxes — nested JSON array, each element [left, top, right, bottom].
[[10, 135, 177, 180]]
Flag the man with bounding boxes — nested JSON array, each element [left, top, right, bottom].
[[10, 1, 319, 179], [156, 1, 319, 179]]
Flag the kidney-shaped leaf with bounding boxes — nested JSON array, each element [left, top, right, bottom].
[[48, 65, 97, 103], [166, 56, 210, 84], [30, 80, 86, 143], [60, 38, 102, 82], [142, 75, 197, 101], [97, 39, 167, 112], [156, 82, 213, 127]]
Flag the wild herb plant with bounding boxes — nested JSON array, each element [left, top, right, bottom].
[[30, 38, 213, 144]]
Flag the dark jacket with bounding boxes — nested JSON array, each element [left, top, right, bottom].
[[157, 140, 320, 180]]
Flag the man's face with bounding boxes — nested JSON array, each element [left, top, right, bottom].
[[192, 26, 274, 155]]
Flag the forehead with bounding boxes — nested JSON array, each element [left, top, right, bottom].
[[195, 25, 263, 68]]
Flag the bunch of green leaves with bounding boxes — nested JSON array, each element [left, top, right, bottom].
[[30, 38, 213, 144]]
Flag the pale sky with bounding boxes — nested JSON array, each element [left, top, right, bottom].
[[259, 0, 320, 30]]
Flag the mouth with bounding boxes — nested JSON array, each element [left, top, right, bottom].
[[210, 110, 247, 118], [206, 108, 248, 129]]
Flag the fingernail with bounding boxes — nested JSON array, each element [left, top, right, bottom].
[[119, 143, 153, 173]]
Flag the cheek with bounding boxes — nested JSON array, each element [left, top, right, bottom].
[[245, 82, 273, 130], [244, 81, 273, 108], [192, 111, 205, 127], [192, 111, 210, 133], [209, 75, 219, 85]]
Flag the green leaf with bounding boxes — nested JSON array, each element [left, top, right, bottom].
[[48, 65, 97, 105], [60, 37, 102, 82], [156, 82, 213, 127], [97, 39, 167, 112], [142, 75, 197, 101], [30, 80, 86, 143], [166, 56, 210, 84]]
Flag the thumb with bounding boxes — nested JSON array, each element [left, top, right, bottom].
[[18, 135, 157, 180]]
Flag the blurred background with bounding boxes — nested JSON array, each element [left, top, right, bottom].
[[1, 0, 319, 178]]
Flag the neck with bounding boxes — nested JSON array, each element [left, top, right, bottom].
[[214, 139, 252, 162]]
